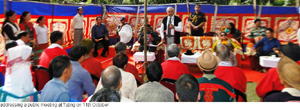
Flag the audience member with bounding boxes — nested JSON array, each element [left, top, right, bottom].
[[161, 43, 189, 80], [135, 61, 174, 102], [90, 88, 121, 102], [196, 50, 235, 102], [214, 44, 247, 95], [108, 42, 141, 84], [39, 31, 68, 68], [80, 39, 104, 86], [95, 53, 137, 101], [40, 56, 72, 102], [16, 31, 31, 46], [66, 45, 95, 101], [1, 41, 18, 73], [176, 74, 200, 102], [3, 45, 36, 102], [264, 56, 300, 102]]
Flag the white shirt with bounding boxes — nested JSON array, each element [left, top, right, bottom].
[[95, 68, 137, 101], [48, 43, 63, 49], [35, 25, 48, 44], [16, 39, 25, 46], [159, 15, 183, 39], [168, 57, 181, 61], [219, 61, 233, 67], [72, 13, 84, 29], [282, 88, 300, 97], [297, 28, 300, 47]]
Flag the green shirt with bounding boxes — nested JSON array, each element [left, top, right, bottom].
[[249, 26, 267, 38]]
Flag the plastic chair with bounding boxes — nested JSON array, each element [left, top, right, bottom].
[[32, 65, 50, 91], [160, 78, 177, 102], [0, 86, 38, 102]]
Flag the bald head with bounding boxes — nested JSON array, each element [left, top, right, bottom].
[[101, 66, 122, 90], [216, 44, 230, 61], [166, 7, 175, 17]]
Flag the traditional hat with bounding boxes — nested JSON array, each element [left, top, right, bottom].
[[80, 39, 94, 54], [120, 17, 125, 21], [277, 56, 300, 90], [196, 50, 219, 71], [184, 49, 194, 55]]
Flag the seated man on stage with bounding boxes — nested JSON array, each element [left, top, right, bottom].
[[252, 28, 280, 57], [248, 19, 267, 40], [91, 16, 109, 57], [138, 24, 161, 52], [139, 18, 153, 34]]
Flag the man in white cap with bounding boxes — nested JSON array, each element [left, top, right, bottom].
[[72, 7, 84, 45], [196, 50, 235, 102], [264, 56, 300, 102]]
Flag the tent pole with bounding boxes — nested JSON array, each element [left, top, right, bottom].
[[143, 0, 148, 74], [254, 0, 257, 19], [134, 6, 140, 44], [213, 4, 218, 32], [297, 0, 299, 7], [4, 0, 7, 14]]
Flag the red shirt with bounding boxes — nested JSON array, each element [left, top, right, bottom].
[[215, 66, 247, 93], [19, 22, 37, 42], [39, 47, 68, 68], [81, 57, 104, 86], [108, 61, 141, 83], [161, 60, 190, 80], [256, 68, 284, 98]]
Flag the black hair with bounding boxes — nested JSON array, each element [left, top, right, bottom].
[[49, 55, 71, 78], [17, 31, 29, 39], [113, 53, 128, 69], [36, 16, 45, 23], [19, 11, 30, 24], [69, 45, 87, 61], [146, 61, 163, 82], [220, 32, 227, 36], [176, 74, 199, 102], [146, 24, 151, 28], [77, 7, 83, 11], [90, 88, 121, 102], [2, 10, 16, 36], [101, 66, 122, 90], [50, 31, 63, 43], [266, 28, 274, 33], [5, 40, 17, 51], [96, 16, 102, 21], [229, 23, 236, 35], [195, 4, 201, 7], [254, 19, 261, 23], [115, 42, 127, 54]]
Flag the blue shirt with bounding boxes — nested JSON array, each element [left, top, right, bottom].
[[66, 61, 95, 101], [40, 78, 70, 102], [91, 23, 109, 40], [254, 37, 281, 53]]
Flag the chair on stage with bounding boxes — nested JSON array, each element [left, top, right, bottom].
[[0, 86, 38, 102], [245, 37, 264, 71], [32, 65, 50, 91]]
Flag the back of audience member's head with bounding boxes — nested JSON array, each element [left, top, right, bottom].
[[5, 40, 17, 51], [113, 53, 128, 69], [167, 43, 179, 58], [216, 44, 230, 61], [115, 42, 127, 54], [50, 31, 63, 44], [49, 55, 71, 79], [90, 88, 121, 102], [101, 66, 122, 90], [17, 31, 29, 39], [176, 74, 200, 102], [69, 45, 87, 61], [80, 39, 94, 54], [146, 61, 163, 82]]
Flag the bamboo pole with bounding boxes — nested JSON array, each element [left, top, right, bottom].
[[254, 0, 257, 19], [4, 0, 7, 14], [186, 0, 190, 15], [143, 0, 147, 74]]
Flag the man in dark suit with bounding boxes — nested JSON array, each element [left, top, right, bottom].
[[138, 24, 161, 52]]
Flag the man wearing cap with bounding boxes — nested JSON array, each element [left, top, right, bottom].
[[264, 56, 300, 102], [214, 44, 247, 99], [161, 44, 189, 81], [72, 7, 84, 45], [248, 19, 267, 39], [117, 17, 129, 40], [80, 39, 104, 86], [196, 50, 235, 102], [188, 4, 206, 36]]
